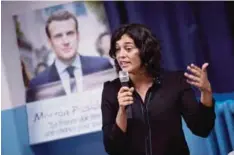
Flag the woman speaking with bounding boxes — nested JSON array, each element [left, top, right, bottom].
[[101, 24, 215, 155]]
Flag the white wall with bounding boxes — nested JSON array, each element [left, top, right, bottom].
[[1, 62, 13, 110], [1, 1, 72, 110]]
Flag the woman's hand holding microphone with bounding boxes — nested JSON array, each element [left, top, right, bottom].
[[116, 86, 134, 132]]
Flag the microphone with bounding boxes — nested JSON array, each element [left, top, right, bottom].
[[119, 70, 132, 118]]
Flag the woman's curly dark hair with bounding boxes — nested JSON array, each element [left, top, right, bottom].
[[109, 23, 161, 78]]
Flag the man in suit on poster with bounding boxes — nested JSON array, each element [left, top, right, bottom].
[[26, 10, 112, 102]]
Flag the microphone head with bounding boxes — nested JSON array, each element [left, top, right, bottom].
[[119, 70, 132, 118], [119, 70, 129, 83]]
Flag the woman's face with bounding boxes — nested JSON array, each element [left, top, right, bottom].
[[115, 34, 143, 74]]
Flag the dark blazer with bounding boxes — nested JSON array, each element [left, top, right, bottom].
[[101, 70, 215, 155], [26, 55, 113, 102]]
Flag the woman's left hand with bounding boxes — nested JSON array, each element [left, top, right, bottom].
[[184, 63, 211, 92], [184, 63, 213, 107]]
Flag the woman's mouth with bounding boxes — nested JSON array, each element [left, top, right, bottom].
[[120, 61, 130, 68]]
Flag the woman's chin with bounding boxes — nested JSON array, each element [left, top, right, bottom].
[[121, 67, 131, 72]]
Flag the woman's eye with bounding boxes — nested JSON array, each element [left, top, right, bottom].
[[126, 47, 133, 52]]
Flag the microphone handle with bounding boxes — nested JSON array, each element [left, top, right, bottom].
[[126, 103, 133, 118], [121, 81, 129, 87], [121, 81, 132, 119]]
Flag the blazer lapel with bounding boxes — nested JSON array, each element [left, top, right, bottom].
[[48, 62, 66, 95], [80, 55, 89, 76], [48, 63, 60, 83]]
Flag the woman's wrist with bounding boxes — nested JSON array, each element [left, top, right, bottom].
[[119, 106, 127, 113], [200, 89, 213, 107]]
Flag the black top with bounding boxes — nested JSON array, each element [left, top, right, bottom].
[[101, 70, 215, 155]]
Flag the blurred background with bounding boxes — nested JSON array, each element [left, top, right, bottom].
[[14, 1, 112, 78]]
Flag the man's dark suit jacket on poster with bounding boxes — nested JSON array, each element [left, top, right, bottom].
[[101, 70, 216, 155], [27, 55, 113, 102]]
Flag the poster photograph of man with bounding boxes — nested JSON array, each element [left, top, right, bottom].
[[14, 1, 115, 103], [13, 1, 117, 144]]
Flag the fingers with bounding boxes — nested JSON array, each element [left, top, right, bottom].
[[118, 96, 134, 106], [186, 79, 200, 88], [190, 63, 200, 71], [186, 63, 209, 77], [187, 65, 201, 77], [119, 86, 130, 93], [185, 63, 202, 83], [189, 63, 209, 73], [201, 63, 209, 72], [129, 87, 134, 93], [118, 87, 134, 107], [118, 87, 133, 97], [184, 72, 200, 82], [118, 91, 133, 98], [185, 62, 210, 89]]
